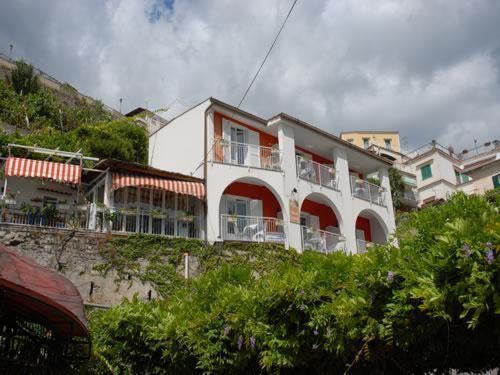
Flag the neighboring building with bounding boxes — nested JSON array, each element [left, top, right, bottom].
[[126, 107, 169, 135], [370, 139, 500, 208], [340, 131, 401, 153], [149, 97, 396, 254]]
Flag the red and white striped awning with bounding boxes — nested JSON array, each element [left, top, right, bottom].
[[111, 172, 205, 199], [5, 157, 82, 185]]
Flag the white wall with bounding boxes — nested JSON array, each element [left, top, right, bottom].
[[149, 100, 211, 178]]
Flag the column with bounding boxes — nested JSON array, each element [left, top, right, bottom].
[[378, 166, 396, 236], [333, 147, 357, 253]]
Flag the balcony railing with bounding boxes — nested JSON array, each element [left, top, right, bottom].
[[296, 156, 337, 189], [301, 226, 345, 254], [0, 205, 88, 230], [220, 214, 285, 243], [213, 140, 282, 171], [94, 207, 201, 239], [356, 239, 374, 254], [402, 190, 418, 202], [350, 176, 386, 206]]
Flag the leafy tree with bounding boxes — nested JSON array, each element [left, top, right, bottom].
[[389, 167, 404, 208], [10, 60, 39, 95], [88, 193, 499, 374]]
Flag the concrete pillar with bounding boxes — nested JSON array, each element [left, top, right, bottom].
[[278, 124, 301, 252], [333, 147, 357, 254], [378, 166, 396, 237]]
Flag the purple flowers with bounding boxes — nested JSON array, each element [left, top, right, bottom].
[[250, 336, 256, 349], [486, 249, 494, 265], [387, 271, 394, 283], [237, 335, 244, 350], [223, 325, 231, 336], [313, 329, 319, 336], [462, 243, 471, 257]]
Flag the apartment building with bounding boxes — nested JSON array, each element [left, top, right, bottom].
[[149, 98, 396, 254], [340, 131, 401, 153], [371, 139, 500, 208]]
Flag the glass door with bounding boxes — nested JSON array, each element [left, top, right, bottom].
[[230, 127, 246, 165]]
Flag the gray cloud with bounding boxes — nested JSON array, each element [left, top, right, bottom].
[[0, 0, 499, 151]]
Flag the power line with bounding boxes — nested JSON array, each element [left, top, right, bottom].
[[236, 0, 299, 109]]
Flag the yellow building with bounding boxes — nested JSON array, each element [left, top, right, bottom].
[[340, 131, 401, 152]]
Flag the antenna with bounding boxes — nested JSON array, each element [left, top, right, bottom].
[[9, 44, 13, 59]]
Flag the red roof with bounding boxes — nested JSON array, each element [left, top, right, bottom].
[[0, 244, 88, 337]]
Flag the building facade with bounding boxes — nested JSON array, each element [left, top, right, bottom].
[[149, 98, 396, 254], [340, 131, 401, 153]]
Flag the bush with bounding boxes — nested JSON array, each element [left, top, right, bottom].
[[88, 193, 499, 374]]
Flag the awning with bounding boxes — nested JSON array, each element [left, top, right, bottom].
[[112, 172, 205, 199], [5, 157, 82, 185], [0, 244, 88, 337]]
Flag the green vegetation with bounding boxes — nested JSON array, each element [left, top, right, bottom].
[[87, 193, 499, 374], [389, 167, 404, 209], [0, 60, 147, 163]]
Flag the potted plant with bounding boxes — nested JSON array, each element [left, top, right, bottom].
[[103, 208, 118, 223], [41, 204, 58, 224]]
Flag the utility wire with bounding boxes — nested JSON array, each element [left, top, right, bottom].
[[236, 0, 299, 109]]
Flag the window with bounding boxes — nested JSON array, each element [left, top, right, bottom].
[[493, 174, 500, 188], [384, 138, 392, 150], [420, 164, 432, 180], [455, 171, 470, 184], [363, 138, 370, 149]]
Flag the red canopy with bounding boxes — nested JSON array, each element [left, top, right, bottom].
[[0, 244, 88, 337], [5, 156, 82, 185]]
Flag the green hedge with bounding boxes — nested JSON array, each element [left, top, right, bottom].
[[87, 193, 499, 374]]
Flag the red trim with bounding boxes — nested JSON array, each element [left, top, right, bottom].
[[223, 182, 281, 218], [301, 199, 337, 230], [355, 216, 372, 242]]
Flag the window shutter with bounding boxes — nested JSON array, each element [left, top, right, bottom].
[[247, 130, 260, 167], [249, 199, 263, 217], [421, 164, 432, 180], [222, 120, 231, 163], [493, 174, 500, 188]]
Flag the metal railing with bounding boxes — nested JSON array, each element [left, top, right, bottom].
[[350, 176, 386, 206], [0, 205, 88, 230], [213, 140, 282, 171], [402, 190, 418, 202], [301, 226, 345, 254], [220, 214, 285, 243], [296, 156, 337, 189], [356, 239, 374, 254], [94, 207, 201, 239]]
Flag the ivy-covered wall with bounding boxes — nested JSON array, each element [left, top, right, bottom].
[[0, 224, 294, 305]]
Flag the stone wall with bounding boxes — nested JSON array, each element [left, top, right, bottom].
[[0, 224, 161, 306]]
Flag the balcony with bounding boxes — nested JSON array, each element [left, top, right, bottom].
[[220, 214, 285, 243], [356, 239, 374, 253], [402, 189, 418, 203], [0, 204, 88, 230], [213, 140, 282, 171], [350, 176, 386, 206], [296, 156, 337, 189], [301, 226, 345, 254], [94, 207, 201, 239]]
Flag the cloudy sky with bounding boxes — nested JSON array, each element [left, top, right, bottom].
[[1, 0, 499, 151]]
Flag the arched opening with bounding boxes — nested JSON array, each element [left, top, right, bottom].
[[219, 178, 285, 244], [299, 193, 344, 253], [355, 209, 389, 253]]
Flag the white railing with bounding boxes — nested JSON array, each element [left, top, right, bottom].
[[94, 207, 201, 239], [356, 239, 374, 254], [220, 214, 285, 243], [301, 226, 345, 254], [214, 140, 282, 171], [296, 156, 337, 189], [0, 205, 88, 230], [350, 176, 386, 206]]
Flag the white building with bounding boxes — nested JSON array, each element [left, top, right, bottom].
[[149, 98, 396, 254], [371, 140, 500, 207]]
